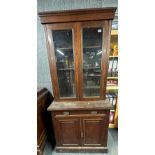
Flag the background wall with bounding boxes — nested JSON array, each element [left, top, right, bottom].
[[37, 0, 118, 94]]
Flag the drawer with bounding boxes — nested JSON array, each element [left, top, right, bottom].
[[54, 110, 108, 117]]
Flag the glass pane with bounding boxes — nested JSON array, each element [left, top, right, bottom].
[[82, 28, 103, 97], [52, 30, 76, 97]]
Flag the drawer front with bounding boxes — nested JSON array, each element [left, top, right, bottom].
[[55, 110, 108, 116], [54, 111, 109, 121]]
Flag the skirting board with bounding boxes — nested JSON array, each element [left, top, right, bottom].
[[56, 146, 108, 153]]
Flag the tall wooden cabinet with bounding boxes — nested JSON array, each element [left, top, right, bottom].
[[38, 8, 116, 153]]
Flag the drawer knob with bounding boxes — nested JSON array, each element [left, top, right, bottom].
[[90, 111, 97, 114]]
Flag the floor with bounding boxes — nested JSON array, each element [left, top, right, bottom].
[[43, 128, 118, 155]]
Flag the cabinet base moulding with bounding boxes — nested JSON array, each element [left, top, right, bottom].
[[37, 132, 47, 155], [56, 146, 108, 153]]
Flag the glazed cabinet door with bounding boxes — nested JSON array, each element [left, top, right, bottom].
[[55, 117, 81, 146], [45, 23, 79, 100], [82, 115, 108, 146], [79, 21, 110, 100]]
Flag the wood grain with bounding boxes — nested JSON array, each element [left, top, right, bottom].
[[48, 100, 113, 111], [38, 8, 116, 153], [38, 7, 116, 24], [37, 88, 54, 155]]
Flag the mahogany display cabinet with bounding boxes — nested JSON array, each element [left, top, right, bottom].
[[38, 7, 116, 153]]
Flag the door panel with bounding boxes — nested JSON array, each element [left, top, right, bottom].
[[79, 21, 107, 99], [82, 116, 107, 146], [52, 29, 75, 98], [46, 23, 79, 100], [56, 117, 81, 146]]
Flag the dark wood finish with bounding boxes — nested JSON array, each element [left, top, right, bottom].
[[82, 116, 106, 146], [80, 21, 105, 99], [44, 22, 112, 101], [48, 101, 111, 153], [74, 22, 81, 99], [44, 26, 59, 100], [39, 8, 116, 101], [38, 8, 116, 24], [102, 20, 112, 99], [55, 117, 81, 146], [48, 100, 112, 111], [37, 88, 54, 155], [38, 8, 116, 153], [45, 23, 78, 100], [56, 146, 108, 153]]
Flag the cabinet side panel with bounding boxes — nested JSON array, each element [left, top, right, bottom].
[[101, 20, 112, 99]]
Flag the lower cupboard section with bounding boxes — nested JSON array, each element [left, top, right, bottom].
[[52, 110, 110, 153]]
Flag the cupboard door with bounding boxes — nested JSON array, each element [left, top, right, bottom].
[[80, 21, 108, 99], [46, 23, 78, 99], [82, 116, 108, 146], [55, 117, 81, 146]]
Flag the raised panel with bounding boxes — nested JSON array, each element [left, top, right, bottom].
[[56, 117, 81, 146], [82, 117, 107, 146]]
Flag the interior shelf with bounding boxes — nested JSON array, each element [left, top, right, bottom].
[[84, 86, 100, 89], [83, 67, 101, 70], [83, 45, 101, 48], [87, 74, 101, 77]]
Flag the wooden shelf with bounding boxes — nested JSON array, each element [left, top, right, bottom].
[[109, 96, 118, 128], [109, 56, 118, 58], [83, 45, 101, 49], [109, 123, 117, 128], [87, 74, 101, 77], [111, 30, 118, 35], [85, 86, 100, 89], [84, 67, 100, 70], [106, 85, 118, 90], [110, 109, 115, 112]]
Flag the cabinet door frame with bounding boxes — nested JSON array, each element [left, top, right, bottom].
[[45, 23, 79, 101], [55, 116, 82, 146], [78, 20, 112, 100], [81, 115, 108, 147]]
